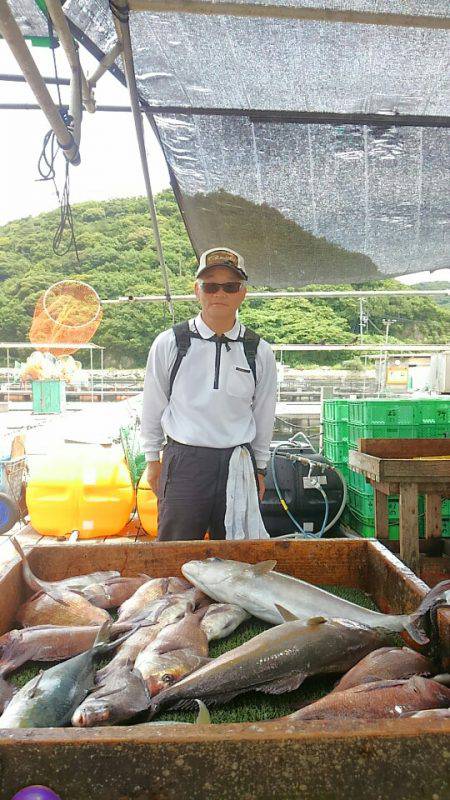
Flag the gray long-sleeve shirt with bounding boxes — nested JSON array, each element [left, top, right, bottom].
[[141, 314, 277, 469]]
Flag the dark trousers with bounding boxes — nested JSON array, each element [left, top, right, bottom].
[[157, 440, 256, 541]]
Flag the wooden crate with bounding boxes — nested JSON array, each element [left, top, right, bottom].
[[0, 539, 449, 800]]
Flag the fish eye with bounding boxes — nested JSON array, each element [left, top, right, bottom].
[[162, 674, 175, 685]]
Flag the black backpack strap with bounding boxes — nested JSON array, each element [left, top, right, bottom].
[[242, 327, 260, 384], [169, 320, 192, 398]]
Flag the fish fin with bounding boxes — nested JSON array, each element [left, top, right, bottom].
[[27, 670, 45, 699], [307, 616, 327, 625], [248, 560, 277, 577], [194, 699, 210, 725], [274, 604, 299, 623], [255, 673, 306, 695], [407, 580, 450, 644]]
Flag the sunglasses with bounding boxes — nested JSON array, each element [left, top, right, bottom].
[[199, 281, 244, 294]]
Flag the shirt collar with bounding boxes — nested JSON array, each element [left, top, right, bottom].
[[193, 313, 241, 340]]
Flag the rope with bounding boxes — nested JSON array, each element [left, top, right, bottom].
[[36, 12, 80, 263]]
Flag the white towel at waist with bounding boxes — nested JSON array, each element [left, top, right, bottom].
[[225, 446, 270, 540]]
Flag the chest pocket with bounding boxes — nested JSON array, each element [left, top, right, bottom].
[[226, 364, 255, 400]]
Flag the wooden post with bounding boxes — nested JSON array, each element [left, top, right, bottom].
[[399, 483, 419, 574], [425, 493, 442, 539], [374, 489, 389, 539]]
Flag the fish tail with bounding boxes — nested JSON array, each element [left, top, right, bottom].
[[11, 537, 69, 606], [407, 580, 450, 644]]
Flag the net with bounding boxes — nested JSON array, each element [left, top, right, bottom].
[[28, 280, 103, 356]]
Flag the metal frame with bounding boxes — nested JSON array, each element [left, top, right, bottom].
[[128, 1, 450, 31], [0, 342, 104, 405], [101, 288, 450, 305]]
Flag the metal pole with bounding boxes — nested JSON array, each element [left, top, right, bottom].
[[100, 349, 104, 402], [90, 346, 94, 403], [128, 1, 450, 31], [0, 0, 80, 164], [0, 102, 132, 112], [100, 288, 450, 304], [0, 73, 70, 85], [6, 347, 9, 406], [109, 0, 174, 319]]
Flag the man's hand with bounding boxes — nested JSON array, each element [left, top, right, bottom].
[[257, 473, 265, 502], [146, 460, 162, 495]]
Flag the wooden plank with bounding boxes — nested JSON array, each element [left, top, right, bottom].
[[373, 489, 389, 539], [425, 493, 442, 539], [380, 459, 450, 481], [358, 439, 450, 458], [366, 540, 428, 616], [399, 483, 420, 574], [26, 539, 369, 589], [348, 450, 381, 479], [371, 481, 450, 496]]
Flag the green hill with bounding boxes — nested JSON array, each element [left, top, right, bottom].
[[0, 191, 448, 367]]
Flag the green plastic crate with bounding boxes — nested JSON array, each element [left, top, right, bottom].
[[348, 469, 372, 495], [344, 508, 425, 540], [348, 399, 416, 427], [443, 499, 450, 516], [442, 518, 450, 538], [348, 423, 418, 447], [413, 399, 450, 426], [322, 420, 348, 443], [322, 399, 349, 422], [419, 424, 449, 439], [322, 439, 349, 464], [347, 487, 425, 521]]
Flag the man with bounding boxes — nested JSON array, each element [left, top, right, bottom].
[[141, 246, 277, 540]]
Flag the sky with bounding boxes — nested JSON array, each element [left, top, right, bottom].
[[0, 40, 448, 286]]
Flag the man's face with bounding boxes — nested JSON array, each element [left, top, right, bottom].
[[194, 266, 247, 316]]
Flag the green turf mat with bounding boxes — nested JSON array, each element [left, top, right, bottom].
[[8, 586, 401, 725]]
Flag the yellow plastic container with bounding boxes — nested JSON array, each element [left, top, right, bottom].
[[26, 445, 135, 538], [136, 472, 158, 538]]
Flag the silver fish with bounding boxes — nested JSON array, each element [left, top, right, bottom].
[[182, 557, 450, 644], [148, 614, 391, 718], [82, 575, 151, 609], [200, 603, 250, 641], [0, 621, 131, 728]]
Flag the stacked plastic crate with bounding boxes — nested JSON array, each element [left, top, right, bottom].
[[322, 398, 450, 539]]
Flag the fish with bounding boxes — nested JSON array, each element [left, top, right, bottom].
[[147, 614, 391, 718], [117, 576, 191, 621], [135, 610, 210, 696], [287, 676, 450, 721], [332, 647, 436, 693], [182, 557, 450, 644], [16, 590, 111, 628], [81, 575, 151, 609], [200, 603, 250, 641], [11, 537, 119, 598], [95, 593, 198, 682], [0, 620, 132, 728], [72, 667, 151, 727], [0, 676, 14, 713], [0, 622, 139, 675]]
